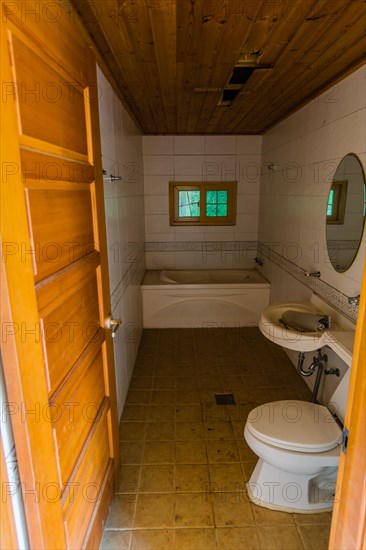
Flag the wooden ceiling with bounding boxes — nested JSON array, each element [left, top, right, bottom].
[[71, 0, 366, 135]]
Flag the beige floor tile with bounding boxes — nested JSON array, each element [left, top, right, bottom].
[[236, 441, 258, 463], [131, 529, 175, 549], [174, 528, 217, 549], [252, 504, 295, 525], [139, 464, 174, 492], [176, 377, 199, 391], [134, 493, 175, 528], [231, 419, 248, 441], [256, 525, 304, 549], [204, 421, 235, 440], [293, 511, 332, 524], [176, 404, 203, 422], [130, 376, 154, 389], [105, 329, 332, 548], [175, 493, 214, 527], [105, 494, 136, 528], [151, 389, 176, 404], [209, 463, 246, 493], [133, 364, 155, 376], [143, 441, 175, 464], [202, 404, 231, 423], [200, 389, 220, 403], [212, 492, 255, 527], [199, 375, 224, 390], [119, 421, 146, 441], [175, 464, 210, 492], [175, 441, 207, 464], [297, 524, 331, 549], [243, 374, 269, 388], [120, 442, 144, 465], [147, 405, 176, 422], [154, 376, 176, 389], [116, 464, 141, 493], [242, 461, 257, 482], [126, 389, 152, 404], [176, 390, 201, 404], [216, 527, 260, 549], [206, 441, 240, 463], [145, 421, 175, 440], [122, 404, 149, 421], [99, 529, 132, 549], [176, 421, 204, 440]]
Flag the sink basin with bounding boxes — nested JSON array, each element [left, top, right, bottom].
[[259, 302, 329, 352]]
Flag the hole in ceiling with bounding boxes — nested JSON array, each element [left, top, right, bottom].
[[222, 88, 240, 102], [229, 66, 256, 85]]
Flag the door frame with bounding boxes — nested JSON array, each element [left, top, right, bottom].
[[329, 258, 366, 549]]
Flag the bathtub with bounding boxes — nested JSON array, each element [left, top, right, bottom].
[[141, 269, 270, 328]]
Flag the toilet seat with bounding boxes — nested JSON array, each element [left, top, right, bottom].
[[246, 400, 342, 453]]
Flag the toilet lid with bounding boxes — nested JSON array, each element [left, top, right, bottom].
[[246, 400, 342, 452]]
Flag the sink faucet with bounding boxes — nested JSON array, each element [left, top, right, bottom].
[[304, 271, 321, 278]]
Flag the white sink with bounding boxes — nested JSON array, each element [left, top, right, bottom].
[[259, 302, 329, 352]]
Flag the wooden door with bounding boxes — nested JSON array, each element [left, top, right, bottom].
[[329, 259, 366, 549], [0, 3, 119, 548]]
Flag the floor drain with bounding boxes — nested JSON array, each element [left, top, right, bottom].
[[215, 393, 236, 405]]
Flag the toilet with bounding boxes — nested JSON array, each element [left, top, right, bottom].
[[244, 369, 350, 513]]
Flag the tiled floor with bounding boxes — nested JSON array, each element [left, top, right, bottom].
[[100, 328, 332, 549]]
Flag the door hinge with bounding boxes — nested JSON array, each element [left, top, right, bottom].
[[341, 427, 349, 454]]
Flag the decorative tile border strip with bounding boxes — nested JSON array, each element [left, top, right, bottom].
[[258, 241, 358, 323], [145, 240, 257, 253]]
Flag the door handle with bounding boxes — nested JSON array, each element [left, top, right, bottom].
[[105, 316, 121, 338]]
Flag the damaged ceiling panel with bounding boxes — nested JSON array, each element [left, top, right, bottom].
[[71, 0, 366, 134]]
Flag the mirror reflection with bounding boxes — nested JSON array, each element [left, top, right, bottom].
[[326, 153, 365, 273]]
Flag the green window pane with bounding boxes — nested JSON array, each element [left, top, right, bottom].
[[178, 190, 200, 217], [206, 189, 228, 217], [327, 189, 334, 217], [206, 191, 217, 204], [217, 203, 228, 216], [206, 204, 217, 217], [218, 190, 227, 203]]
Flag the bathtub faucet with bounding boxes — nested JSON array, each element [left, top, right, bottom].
[[254, 257, 263, 267]]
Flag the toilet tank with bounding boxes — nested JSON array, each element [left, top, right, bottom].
[[328, 369, 351, 424]]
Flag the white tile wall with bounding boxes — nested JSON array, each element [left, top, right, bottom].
[[97, 66, 146, 420], [258, 65, 366, 400], [143, 135, 262, 269], [259, 65, 366, 302]]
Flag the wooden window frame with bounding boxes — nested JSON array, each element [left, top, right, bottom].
[[169, 181, 237, 226], [327, 180, 348, 224]]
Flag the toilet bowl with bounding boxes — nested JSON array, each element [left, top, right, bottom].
[[244, 370, 350, 513]]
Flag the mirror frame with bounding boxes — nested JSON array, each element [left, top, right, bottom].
[[326, 152, 366, 273]]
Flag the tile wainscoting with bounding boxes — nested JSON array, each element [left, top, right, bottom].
[[145, 241, 359, 324]]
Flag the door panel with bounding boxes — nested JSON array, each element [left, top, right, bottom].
[[26, 185, 95, 281], [51, 348, 106, 486], [1, 4, 119, 548], [39, 269, 100, 392], [11, 33, 89, 155]]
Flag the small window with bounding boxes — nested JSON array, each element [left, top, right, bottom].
[[169, 181, 237, 225], [326, 180, 348, 224]]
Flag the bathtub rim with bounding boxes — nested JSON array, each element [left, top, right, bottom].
[[142, 268, 270, 290]]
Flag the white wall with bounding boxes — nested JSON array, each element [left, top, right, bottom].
[[143, 135, 262, 269], [258, 65, 366, 400], [97, 67, 146, 419], [259, 65, 365, 303]]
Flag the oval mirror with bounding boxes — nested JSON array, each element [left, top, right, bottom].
[[326, 153, 365, 273]]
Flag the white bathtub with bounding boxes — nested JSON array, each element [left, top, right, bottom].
[[141, 269, 270, 328]]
